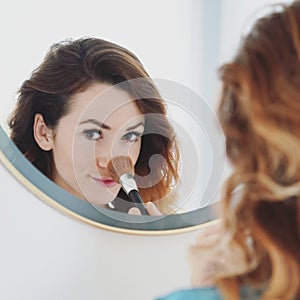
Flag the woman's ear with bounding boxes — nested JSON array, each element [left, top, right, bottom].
[[33, 113, 54, 151]]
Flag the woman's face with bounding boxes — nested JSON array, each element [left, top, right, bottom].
[[50, 83, 145, 206]]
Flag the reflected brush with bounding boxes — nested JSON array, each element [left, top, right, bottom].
[[107, 156, 149, 215]]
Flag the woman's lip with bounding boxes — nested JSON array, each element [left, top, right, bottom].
[[91, 176, 117, 188]]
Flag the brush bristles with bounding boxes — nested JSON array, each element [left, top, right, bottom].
[[106, 156, 135, 183]]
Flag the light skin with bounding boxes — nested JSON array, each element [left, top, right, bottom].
[[33, 83, 162, 213], [189, 221, 257, 287]]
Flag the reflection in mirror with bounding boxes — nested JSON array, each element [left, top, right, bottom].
[[0, 38, 224, 232], [4, 36, 225, 218], [7, 38, 183, 216], [0, 0, 229, 233]]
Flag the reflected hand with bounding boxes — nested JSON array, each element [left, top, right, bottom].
[[188, 221, 252, 287], [128, 202, 162, 216]]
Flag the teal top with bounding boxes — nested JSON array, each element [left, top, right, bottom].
[[156, 287, 222, 300], [156, 286, 262, 300]]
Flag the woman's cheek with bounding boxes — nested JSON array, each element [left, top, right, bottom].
[[73, 137, 96, 162]]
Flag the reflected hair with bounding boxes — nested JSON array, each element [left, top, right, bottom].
[[8, 37, 179, 213], [217, 1, 300, 299]]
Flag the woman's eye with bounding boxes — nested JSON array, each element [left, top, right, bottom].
[[122, 131, 142, 142], [83, 129, 103, 141]]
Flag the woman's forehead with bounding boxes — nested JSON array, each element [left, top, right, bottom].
[[69, 83, 144, 128], [70, 83, 141, 114]]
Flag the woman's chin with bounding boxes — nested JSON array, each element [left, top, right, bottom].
[[81, 192, 118, 208]]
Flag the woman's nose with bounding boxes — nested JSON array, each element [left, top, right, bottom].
[[96, 156, 111, 169], [94, 139, 114, 168]]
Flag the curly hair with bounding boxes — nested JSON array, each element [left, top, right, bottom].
[[217, 1, 300, 299]]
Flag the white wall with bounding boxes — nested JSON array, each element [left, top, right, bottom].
[[0, 0, 292, 299], [219, 0, 293, 63]]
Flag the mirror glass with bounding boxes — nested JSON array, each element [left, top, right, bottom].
[[2, 0, 280, 233]]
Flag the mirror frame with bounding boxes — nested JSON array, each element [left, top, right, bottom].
[[0, 125, 220, 235]]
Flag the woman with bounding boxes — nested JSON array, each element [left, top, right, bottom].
[[158, 0, 300, 299], [8, 37, 180, 215]]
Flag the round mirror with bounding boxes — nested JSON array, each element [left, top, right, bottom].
[[0, 1, 228, 234]]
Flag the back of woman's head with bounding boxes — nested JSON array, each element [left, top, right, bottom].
[[218, 1, 300, 298]]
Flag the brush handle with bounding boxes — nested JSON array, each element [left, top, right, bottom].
[[128, 190, 149, 215]]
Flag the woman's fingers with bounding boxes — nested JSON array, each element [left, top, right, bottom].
[[195, 221, 224, 246], [146, 202, 162, 216], [128, 207, 142, 215], [127, 202, 162, 216]]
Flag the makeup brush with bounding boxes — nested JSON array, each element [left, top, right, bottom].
[[107, 156, 149, 215]]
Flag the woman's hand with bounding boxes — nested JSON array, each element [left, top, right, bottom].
[[188, 221, 251, 287], [128, 202, 162, 216]]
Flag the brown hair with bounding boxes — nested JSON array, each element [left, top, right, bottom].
[[217, 1, 300, 299], [8, 37, 179, 213]]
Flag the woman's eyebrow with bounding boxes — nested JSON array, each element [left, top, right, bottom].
[[79, 119, 111, 130], [126, 122, 145, 131]]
